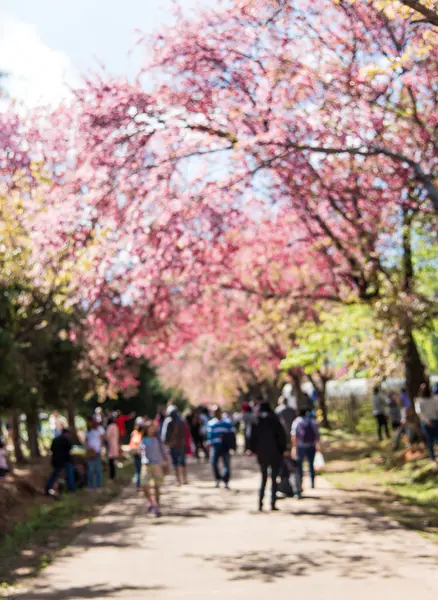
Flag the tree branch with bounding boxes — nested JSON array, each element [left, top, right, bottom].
[[398, 0, 438, 26], [287, 143, 438, 211]]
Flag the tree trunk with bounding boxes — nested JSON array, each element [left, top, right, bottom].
[[66, 398, 76, 430], [25, 405, 41, 459], [309, 374, 330, 428], [264, 380, 282, 407], [402, 207, 414, 294], [249, 381, 263, 403], [11, 411, 25, 464], [65, 391, 80, 444], [318, 386, 330, 429], [404, 330, 427, 402], [400, 206, 427, 401], [290, 371, 306, 410]]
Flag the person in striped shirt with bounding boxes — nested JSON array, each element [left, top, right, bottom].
[[207, 406, 236, 489]]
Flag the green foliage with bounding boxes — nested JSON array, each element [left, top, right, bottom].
[[406, 215, 438, 374], [281, 305, 377, 378], [412, 216, 438, 298], [281, 211, 437, 387], [415, 319, 438, 374], [0, 281, 84, 414]]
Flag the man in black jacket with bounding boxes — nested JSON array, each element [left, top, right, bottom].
[[45, 428, 76, 495], [249, 402, 287, 511]]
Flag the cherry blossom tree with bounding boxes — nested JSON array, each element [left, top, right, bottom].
[[261, 0, 438, 26], [132, 0, 436, 398], [2, 0, 437, 411]]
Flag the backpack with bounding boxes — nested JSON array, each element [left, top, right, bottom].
[[298, 417, 317, 445]]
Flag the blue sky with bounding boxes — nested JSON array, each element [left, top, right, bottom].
[[0, 0, 206, 105]]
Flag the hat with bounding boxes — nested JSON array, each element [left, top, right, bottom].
[[135, 417, 145, 426]]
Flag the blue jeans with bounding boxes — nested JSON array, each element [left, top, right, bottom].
[[297, 445, 316, 489], [46, 462, 76, 494], [211, 445, 230, 484], [88, 458, 103, 488], [421, 421, 438, 461], [133, 454, 142, 487]]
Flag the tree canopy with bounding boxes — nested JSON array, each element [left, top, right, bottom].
[[0, 0, 436, 419]]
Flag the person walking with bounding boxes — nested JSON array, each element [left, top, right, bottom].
[[94, 406, 104, 426], [129, 419, 144, 489], [282, 378, 298, 414], [394, 388, 415, 451], [114, 410, 135, 445], [416, 382, 438, 462], [183, 412, 194, 460], [162, 406, 188, 485], [207, 406, 235, 489], [154, 405, 167, 436], [45, 428, 76, 495], [188, 408, 209, 461], [372, 386, 390, 441], [400, 387, 413, 417], [199, 407, 210, 451], [249, 401, 287, 511], [275, 395, 296, 444], [241, 403, 255, 452], [106, 415, 120, 482], [86, 418, 104, 489], [388, 392, 401, 431], [275, 395, 298, 497], [141, 420, 169, 517], [291, 409, 321, 496]]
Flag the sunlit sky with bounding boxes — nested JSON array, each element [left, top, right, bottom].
[[0, 0, 206, 106]]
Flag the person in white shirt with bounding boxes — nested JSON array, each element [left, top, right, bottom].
[[415, 383, 438, 461], [281, 382, 298, 412]]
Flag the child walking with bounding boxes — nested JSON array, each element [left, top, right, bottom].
[[141, 421, 169, 517]]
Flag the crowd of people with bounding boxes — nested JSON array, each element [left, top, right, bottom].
[[44, 410, 136, 497], [372, 383, 438, 460], [2, 380, 436, 517], [247, 398, 322, 510], [41, 398, 322, 515]]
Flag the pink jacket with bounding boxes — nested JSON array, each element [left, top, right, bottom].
[[106, 423, 120, 459]]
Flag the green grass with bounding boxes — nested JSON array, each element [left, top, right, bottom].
[[1, 492, 106, 557], [324, 437, 438, 542], [0, 461, 134, 593]]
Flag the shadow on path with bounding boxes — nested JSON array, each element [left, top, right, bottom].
[[13, 584, 166, 600], [283, 505, 400, 532], [194, 548, 395, 582], [61, 458, 250, 553]]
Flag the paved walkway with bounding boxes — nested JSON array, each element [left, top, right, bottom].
[[14, 456, 438, 599]]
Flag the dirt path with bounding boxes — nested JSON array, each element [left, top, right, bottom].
[[12, 456, 438, 600]]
